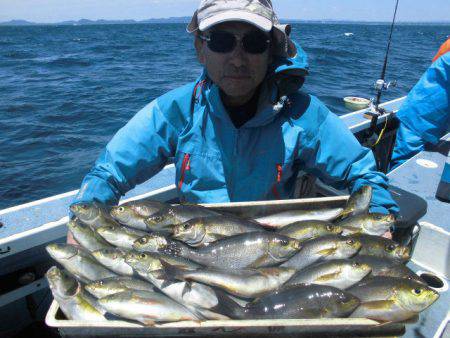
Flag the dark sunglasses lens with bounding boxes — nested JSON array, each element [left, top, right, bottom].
[[243, 31, 270, 54], [208, 31, 236, 53]]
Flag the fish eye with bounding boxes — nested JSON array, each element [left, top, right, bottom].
[[139, 237, 148, 244], [118, 207, 125, 213], [352, 262, 361, 267], [326, 225, 333, 231], [413, 288, 422, 295], [346, 239, 355, 245], [386, 244, 396, 251], [81, 204, 88, 210], [280, 239, 289, 246], [140, 253, 147, 259]]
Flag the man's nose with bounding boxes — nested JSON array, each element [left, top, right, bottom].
[[229, 43, 248, 68]]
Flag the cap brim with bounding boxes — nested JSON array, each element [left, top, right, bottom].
[[198, 11, 273, 32]]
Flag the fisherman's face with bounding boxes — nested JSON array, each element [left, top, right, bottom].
[[196, 22, 271, 102]]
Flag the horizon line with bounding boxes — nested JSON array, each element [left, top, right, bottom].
[[1, 17, 450, 26]]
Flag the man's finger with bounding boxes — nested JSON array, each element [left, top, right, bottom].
[[66, 230, 79, 245], [382, 231, 393, 240]]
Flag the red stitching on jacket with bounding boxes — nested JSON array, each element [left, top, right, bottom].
[[272, 164, 283, 199], [178, 153, 191, 190]]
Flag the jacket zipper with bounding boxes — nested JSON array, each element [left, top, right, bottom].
[[272, 164, 283, 199], [178, 153, 191, 190]]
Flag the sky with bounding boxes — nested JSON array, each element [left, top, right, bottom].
[[1, 0, 449, 23]]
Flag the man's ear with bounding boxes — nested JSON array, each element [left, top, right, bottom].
[[194, 35, 206, 65]]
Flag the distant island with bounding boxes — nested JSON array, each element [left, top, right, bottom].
[[1, 17, 450, 26], [0, 17, 192, 26]]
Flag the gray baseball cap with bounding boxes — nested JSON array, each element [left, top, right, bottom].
[[187, 0, 297, 57]]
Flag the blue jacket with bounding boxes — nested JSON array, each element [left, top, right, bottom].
[[391, 53, 450, 169], [75, 44, 399, 215]]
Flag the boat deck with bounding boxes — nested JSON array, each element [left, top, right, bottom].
[[388, 135, 449, 338]]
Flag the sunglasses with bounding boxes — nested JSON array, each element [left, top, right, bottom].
[[199, 30, 271, 54]]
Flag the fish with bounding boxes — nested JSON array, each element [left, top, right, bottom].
[[125, 252, 230, 320], [349, 234, 411, 262], [110, 200, 167, 230], [351, 256, 426, 284], [163, 264, 297, 298], [337, 213, 396, 236], [96, 224, 148, 249], [349, 277, 439, 322], [91, 248, 134, 276], [172, 215, 262, 247], [339, 186, 372, 219], [67, 218, 112, 252], [125, 251, 201, 272], [98, 290, 200, 325], [144, 204, 220, 232], [164, 232, 301, 269], [46, 266, 107, 321], [277, 220, 342, 242], [281, 235, 361, 270], [242, 284, 360, 319], [69, 202, 119, 230], [255, 207, 344, 228], [85, 276, 156, 299], [286, 259, 372, 290], [133, 233, 185, 254], [46, 244, 117, 283]]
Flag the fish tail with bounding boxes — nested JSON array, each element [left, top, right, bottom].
[[210, 291, 248, 319]]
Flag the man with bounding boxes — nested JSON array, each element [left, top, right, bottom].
[[72, 0, 398, 220], [390, 40, 450, 169]]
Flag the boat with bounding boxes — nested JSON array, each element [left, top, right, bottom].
[[1, 96, 448, 337]]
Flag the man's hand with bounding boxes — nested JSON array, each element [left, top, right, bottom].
[[66, 230, 79, 245], [382, 230, 393, 240]]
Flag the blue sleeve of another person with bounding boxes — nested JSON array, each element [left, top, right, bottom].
[[391, 54, 450, 169], [300, 96, 399, 215]]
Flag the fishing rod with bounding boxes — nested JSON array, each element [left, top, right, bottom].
[[366, 0, 400, 143]]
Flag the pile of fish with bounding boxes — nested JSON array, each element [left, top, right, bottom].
[[45, 186, 439, 326]]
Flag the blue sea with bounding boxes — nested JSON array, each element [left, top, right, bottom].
[[0, 23, 448, 209]]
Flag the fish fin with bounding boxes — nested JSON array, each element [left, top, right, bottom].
[[248, 254, 269, 268], [210, 291, 247, 319], [181, 282, 192, 297], [150, 268, 168, 280], [159, 278, 177, 290], [399, 314, 419, 324], [142, 319, 156, 327], [361, 300, 395, 310], [316, 247, 337, 257], [159, 259, 188, 281], [336, 210, 352, 222], [316, 272, 341, 282]]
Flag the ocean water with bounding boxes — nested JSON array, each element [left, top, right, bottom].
[[0, 23, 448, 209]]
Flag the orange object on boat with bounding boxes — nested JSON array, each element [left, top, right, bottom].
[[432, 37, 450, 62]]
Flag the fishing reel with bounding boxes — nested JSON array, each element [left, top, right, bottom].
[[368, 79, 397, 116], [374, 79, 397, 93]]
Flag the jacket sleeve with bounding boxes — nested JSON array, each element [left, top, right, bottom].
[[298, 97, 399, 215], [391, 54, 450, 169], [74, 99, 182, 206]]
